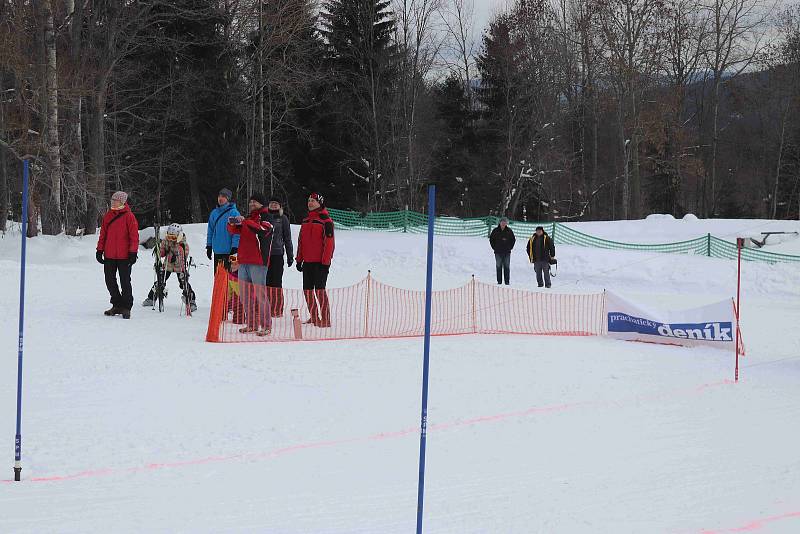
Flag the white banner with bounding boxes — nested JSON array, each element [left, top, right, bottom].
[[605, 292, 737, 350]]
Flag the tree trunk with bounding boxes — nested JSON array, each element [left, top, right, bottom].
[[369, 64, 383, 211], [710, 76, 721, 217], [267, 84, 274, 195], [771, 103, 789, 219], [188, 172, 202, 222], [42, 0, 63, 235], [618, 97, 629, 220], [629, 88, 641, 220], [86, 86, 107, 234], [66, 0, 86, 235], [0, 75, 7, 232], [27, 189, 40, 238], [258, 0, 265, 195]]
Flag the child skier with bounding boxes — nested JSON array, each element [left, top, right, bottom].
[[142, 223, 197, 312]]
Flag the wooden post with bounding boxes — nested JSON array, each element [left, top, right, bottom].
[[365, 270, 372, 338], [471, 275, 477, 334]]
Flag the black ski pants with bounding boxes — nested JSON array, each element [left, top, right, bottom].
[[148, 271, 195, 302], [104, 259, 133, 311], [214, 253, 231, 274], [266, 255, 285, 316], [302, 263, 330, 325]]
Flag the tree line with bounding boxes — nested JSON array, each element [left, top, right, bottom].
[[1, 0, 799, 237]]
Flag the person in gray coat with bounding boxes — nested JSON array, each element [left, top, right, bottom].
[[264, 196, 294, 317]]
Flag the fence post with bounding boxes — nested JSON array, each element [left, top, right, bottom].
[[365, 270, 372, 337], [403, 207, 408, 233], [552, 222, 558, 242], [471, 275, 477, 334], [706, 233, 711, 257]]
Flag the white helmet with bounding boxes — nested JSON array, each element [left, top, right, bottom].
[[166, 223, 183, 241]]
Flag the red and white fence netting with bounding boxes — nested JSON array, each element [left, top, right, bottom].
[[206, 268, 606, 343]]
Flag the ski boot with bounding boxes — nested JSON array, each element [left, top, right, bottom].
[[181, 294, 198, 313], [255, 326, 272, 337]]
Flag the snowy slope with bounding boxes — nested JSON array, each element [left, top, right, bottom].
[[0, 220, 799, 533], [564, 215, 800, 254]]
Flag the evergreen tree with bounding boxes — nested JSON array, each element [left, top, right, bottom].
[[318, 0, 397, 210]]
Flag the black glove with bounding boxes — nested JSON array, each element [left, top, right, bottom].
[[296, 261, 303, 272], [206, 246, 212, 260], [230, 247, 238, 255], [320, 264, 330, 273], [128, 252, 138, 265], [287, 256, 294, 267], [96, 251, 105, 264]]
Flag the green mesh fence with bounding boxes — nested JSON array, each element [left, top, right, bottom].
[[327, 209, 800, 264]]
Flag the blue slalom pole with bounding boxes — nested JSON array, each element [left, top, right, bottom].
[[14, 159, 29, 482], [416, 184, 435, 533]]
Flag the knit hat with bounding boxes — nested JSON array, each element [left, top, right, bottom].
[[218, 188, 233, 200], [111, 191, 128, 204], [268, 196, 282, 207], [249, 192, 267, 206], [309, 192, 325, 207]]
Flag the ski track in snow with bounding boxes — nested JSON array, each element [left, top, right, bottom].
[[0, 219, 799, 533], [0, 378, 736, 485]]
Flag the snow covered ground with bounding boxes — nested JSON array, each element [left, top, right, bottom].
[[0, 218, 799, 533]]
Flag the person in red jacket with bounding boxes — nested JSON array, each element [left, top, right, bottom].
[[227, 193, 274, 336], [295, 192, 335, 327], [96, 191, 140, 319]]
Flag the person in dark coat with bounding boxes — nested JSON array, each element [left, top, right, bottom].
[[295, 192, 335, 327], [96, 191, 140, 318], [264, 196, 294, 317], [227, 193, 274, 336], [526, 226, 556, 288], [489, 217, 515, 285]]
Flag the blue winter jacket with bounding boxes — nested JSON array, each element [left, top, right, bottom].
[[207, 202, 241, 254]]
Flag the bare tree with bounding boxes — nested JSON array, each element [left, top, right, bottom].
[[597, 0, 663, 219], [440, 0, 476, 106], [700, 0, 769, 216], [763, 5, 800, 219], [62, 0, 87, 235], [393, 0, 444, 209], [40, 0, 63, 235], [658, 0, 708, 214], [0, 72, 7, 233]]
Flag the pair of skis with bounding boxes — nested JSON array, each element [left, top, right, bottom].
[[150, 224, 194, 316]]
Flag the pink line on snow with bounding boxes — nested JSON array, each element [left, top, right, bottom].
[[699, 511, 800, 533], [0, 378, 736, 485]]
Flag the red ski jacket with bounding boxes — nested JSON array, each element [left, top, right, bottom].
[[227, 207, 273, 266], [296, 208, 335, 266], [97, 204, 139, 260]]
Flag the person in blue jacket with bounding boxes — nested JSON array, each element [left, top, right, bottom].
[[206, 188, 241, 272]]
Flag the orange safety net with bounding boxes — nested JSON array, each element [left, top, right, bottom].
[[206, 268, 606, 343]]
